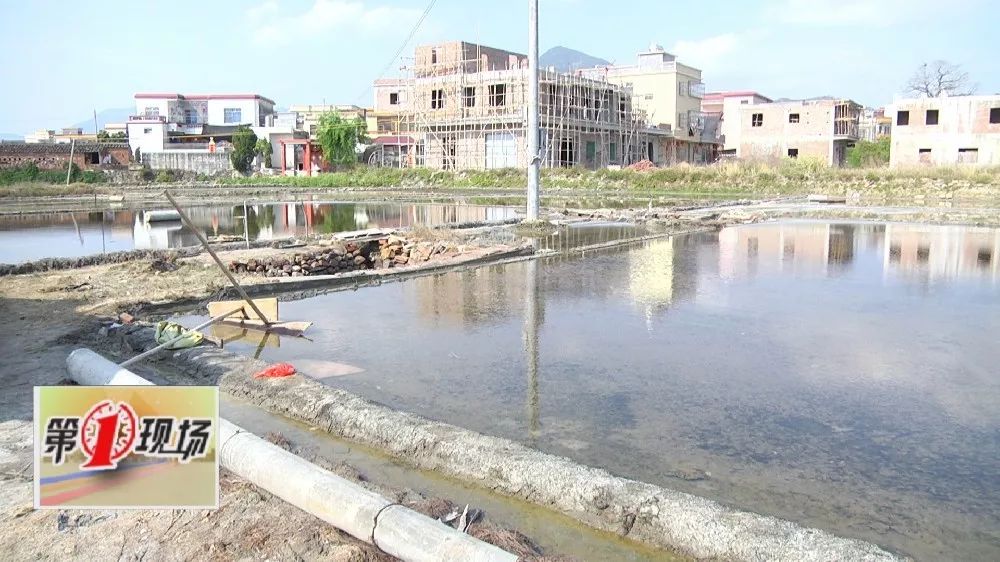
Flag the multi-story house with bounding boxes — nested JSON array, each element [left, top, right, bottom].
[[371, 41, 657, 170], [737, 98, 861, 166], [577, 44, 712, 164], [126, 93, 277, 157], [701, 91, 773, 156], [888, 94, 1000, 167]]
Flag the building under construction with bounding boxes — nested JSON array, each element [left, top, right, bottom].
[[372, 41, 661, 170], [736, 98, 862, 166]]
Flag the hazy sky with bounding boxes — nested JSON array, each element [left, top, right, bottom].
[[0, 0, 996, 135]]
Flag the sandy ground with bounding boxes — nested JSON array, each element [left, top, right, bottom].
[[0, 235, 556, 562]]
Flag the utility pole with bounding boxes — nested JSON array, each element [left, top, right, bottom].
[[65, 139, 75, 185], [526, 0, 540, 220]]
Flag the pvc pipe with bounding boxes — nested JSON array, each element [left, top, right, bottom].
[[66, 349, 518, 562]]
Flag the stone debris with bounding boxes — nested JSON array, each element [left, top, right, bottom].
[[226, 235, 461, 278], [227, 241, 378, 277]]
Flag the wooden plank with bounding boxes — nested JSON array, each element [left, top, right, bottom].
[[209, 323, 280, 348], [219, 319, 312, 336], [207, 298, 279, 322]]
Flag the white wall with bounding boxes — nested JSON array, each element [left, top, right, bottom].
[[250, 126, 296, 168], [134, 98, 171, 119], [207, 99, 259, 126], [127, 122, 166, 155]]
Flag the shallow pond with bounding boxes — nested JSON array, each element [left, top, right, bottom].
[[0, 201, 518, 263], [180, 221, 1000, 561]]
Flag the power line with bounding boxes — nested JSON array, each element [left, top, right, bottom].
[[353, 0, 437, 104]]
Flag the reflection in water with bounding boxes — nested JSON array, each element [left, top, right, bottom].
[[523, 256, 542, 442], [0, 201, 518, 263], [719, 221, 999, 284], [175, 221, 1000, 561]]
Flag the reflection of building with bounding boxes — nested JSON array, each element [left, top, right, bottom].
[[410, 262, 528, 328], [627, 235, 705, 322], [719, 223, 866, 279], [719, 222, 999, 283], [884, 224, 999, 282]]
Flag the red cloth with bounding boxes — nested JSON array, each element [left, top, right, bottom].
[[253, 363, 296, 379]]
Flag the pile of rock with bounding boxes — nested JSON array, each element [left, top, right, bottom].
[[376, 235, 458, 267], [228, 241, 377, 277]]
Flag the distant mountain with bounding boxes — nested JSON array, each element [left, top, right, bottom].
[[540, 46, 610, 73], [70, 107, 133, 132], [0, 133, 22, 141]]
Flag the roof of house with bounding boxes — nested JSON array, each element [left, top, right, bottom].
[[703, 91, 773, 102], [134, 93, 277, 105]]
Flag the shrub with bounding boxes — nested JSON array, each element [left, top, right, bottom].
[[846, 137, 891, 168], [230, 127, 258, 174]]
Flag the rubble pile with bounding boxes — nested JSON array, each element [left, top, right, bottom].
[[228, 241, 378, 277], [226, 235, 462, 278], [375, 235, 458, 267]]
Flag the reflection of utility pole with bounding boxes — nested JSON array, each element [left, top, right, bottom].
[[523, 246, 542, 442]]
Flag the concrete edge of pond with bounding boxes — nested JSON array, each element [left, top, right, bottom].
[[112, 326, 906, 562]]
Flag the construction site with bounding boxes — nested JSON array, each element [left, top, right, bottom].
[[371, 41, 658, 170]]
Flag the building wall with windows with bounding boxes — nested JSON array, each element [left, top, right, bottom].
[[577, 44, 709, 164], [133, 94, 275, 127], [414, 41, 525, 78], [701, 91, 773, 155], [738, 99, 860, 166], [888, 95, 1000, 167]]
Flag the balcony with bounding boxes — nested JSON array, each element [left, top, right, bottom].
[[688, 82, 706, 99]]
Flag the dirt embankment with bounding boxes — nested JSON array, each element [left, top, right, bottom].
[[0, 230, 564, 561]]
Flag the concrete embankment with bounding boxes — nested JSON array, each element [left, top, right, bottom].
[[109, 325, 906, 562]]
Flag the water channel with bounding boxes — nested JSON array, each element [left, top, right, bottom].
[[177, 220, 1000, 561], [0, 201, 519, 263]]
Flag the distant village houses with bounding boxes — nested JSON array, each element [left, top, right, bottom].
[[887, 94, 1000, 167]]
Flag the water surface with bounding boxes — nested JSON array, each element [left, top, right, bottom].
[[0, 201, 517, 263], [181, 221, 1000, 561]]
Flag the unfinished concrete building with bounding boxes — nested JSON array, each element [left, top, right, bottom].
[[577, 44, 712, 164], [888, 94, 1000, 167], [738, 99, 861, 166], [371, 41, 657, 170]]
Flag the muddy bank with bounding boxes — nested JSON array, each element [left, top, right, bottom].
[[104, 324, 901, 562]]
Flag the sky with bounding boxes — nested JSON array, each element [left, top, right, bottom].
[[0, 0, 997, 135]]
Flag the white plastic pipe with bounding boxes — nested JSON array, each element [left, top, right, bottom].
[[66, 349, 518, 562]]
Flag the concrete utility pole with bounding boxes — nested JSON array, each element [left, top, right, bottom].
[[526, 0, 540, 220], [65, 139, 75, 185]]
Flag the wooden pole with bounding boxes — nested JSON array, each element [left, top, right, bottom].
[[163, 190, 271, 325]]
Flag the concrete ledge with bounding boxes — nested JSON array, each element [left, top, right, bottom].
[[116, 326, 905, 562]]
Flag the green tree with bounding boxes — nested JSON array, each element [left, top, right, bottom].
[[254, 138, 273, 168], [230, 127, 258, 174], [315, 112, 367, 168], [846, 137, 891, 168]]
